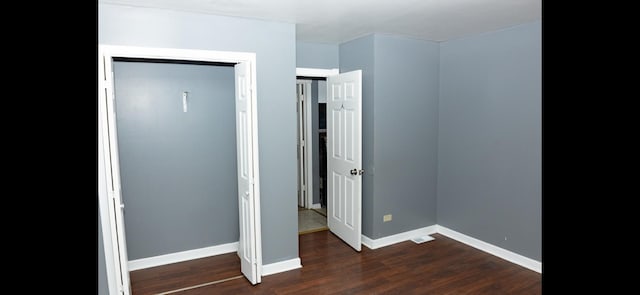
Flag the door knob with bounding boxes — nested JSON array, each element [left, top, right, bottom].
[[358, 169, 365, 175], [350, 169, 357, 175]]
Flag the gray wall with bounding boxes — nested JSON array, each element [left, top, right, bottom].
[[296, 42, 339, 69], [296, 40, 335, 206], [98, 7, 541, 292], [437, 21, 542, 260], [113, 61, 238, 259], [296, 40, 338, 204], [99, 2, 298, 269], [339, 35, 376, 237], [372, 35, 440, 238], [340, 34, 440, 239]]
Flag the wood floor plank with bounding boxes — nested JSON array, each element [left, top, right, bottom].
[[130, 231, 541, 294], [130, 253, 241, 295]]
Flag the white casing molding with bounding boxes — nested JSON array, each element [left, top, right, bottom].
[[296, 67, 339, 77]]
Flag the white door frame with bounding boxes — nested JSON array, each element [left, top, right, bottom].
[[295, 68, 338, 209], [98, 45, 263, 294]]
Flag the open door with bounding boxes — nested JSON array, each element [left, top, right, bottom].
[[99, 52, 132, 295], [327, 70, 363, 252], [235, 61, 261, 284], [296, 80, 315, 209], [296, 83, 306, 208], [109, 153, 132, 295]]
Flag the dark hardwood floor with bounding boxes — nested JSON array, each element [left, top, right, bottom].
[[130, 251, 241, 294], [131, 231, 541, 294]]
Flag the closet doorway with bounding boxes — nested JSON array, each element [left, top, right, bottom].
[[295, 67, 364, 252], [98, 45, 262, 295], [296, 68, 337, 235], [296, 78, 327, 234]]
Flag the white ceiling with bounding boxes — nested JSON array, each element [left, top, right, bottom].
[[99, 0, 541, 43]]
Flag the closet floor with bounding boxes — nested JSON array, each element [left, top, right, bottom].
[[298, 207, 327, 234], [130, 253, 240, 295]]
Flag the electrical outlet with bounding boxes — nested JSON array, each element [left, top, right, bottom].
[[383, 214, 392, 222]]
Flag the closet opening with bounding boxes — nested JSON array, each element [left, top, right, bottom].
[[296, 76, 329, 235], [98, 45, 262, 295]]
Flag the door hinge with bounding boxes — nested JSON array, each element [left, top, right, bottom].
[[108, 189, 117, 200], [103, 70, 113, 87], [101, 79, 111, 92], [109, 187, 122, 202], [301, 140, 305, 147]]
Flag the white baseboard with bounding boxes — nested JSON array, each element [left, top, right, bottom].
[[128, 242, 239, 271], [310, 203, 322, 209], [436, 225, 541, 273], [262, 258, 302, 276], [361, 225, 437, 250], [358, 225, 541, 274]]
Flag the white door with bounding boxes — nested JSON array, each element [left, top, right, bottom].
[[99, 56, 132, 295], [296, 83, 306, 207], [235, 62, 261, 284], [327, 70, 363, 252], [110, 161, 132, 295]]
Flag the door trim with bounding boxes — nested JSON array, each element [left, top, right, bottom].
[[98, 45, 263, 294], [296, 67, 339, 78]]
